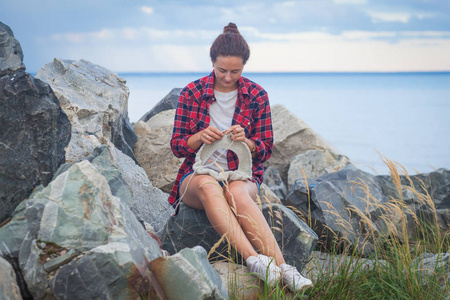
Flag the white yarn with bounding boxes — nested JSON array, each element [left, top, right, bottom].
[[193, 133, 252, 181], [176, 133, 253, 208]]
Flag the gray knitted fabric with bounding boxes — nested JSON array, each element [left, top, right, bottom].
[[192, 134, 252, 181]]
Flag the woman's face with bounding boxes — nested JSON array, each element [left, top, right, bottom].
[[212, 55, 244, 92]]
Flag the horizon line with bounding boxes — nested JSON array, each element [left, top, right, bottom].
[[118, 70, 450, 76]]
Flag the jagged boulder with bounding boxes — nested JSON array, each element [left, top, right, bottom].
[[0, 70, 71, 223], [375, 168, 450, 233], [212, 261, 261, 299], [162, 203, 318, 271], [9, 160, 162, 299], [286, 164, 450, 253], [0, 22, 25, 76], [133, 109, 183, 193], [149, 246, 228, 300], [286, 164, 387, 253], [263, 166, 289, 201], [265, 104, 335, 184], [0, 256, 22, 300], [287, 149, 351, 190], [56, 143, 173, 237], [36, 58, 137, 163], [138, 87, 181, 122]]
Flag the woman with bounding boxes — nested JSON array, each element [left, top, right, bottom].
[[169, 23, 312, 292]]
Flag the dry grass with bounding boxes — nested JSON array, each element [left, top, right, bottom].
[[204, 158, 449, 299]]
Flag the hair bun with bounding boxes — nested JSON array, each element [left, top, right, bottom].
[[223, 22, 240, 34]]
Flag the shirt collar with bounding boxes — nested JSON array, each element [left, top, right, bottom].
[[203, 71, 250, 104]]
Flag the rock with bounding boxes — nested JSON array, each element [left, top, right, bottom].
[[149, 246, 228, 300], [212, 261, 260, 299], [0, 22, 25, 76], [412, 252, 449, 275], [0, 256, 22, 300], [262, 203, 319, 270], [162, 203, 219, 257], [376, 168, 450, 210], [0, 70, 71, 223], [138, 88, 181, 122], [162, 203, 318, 271], [260, 183, 281, 204], [304, 251, 386, 283], [14, 160, 162, 299], [287, 149, 351, 190], [412, 252, 449, 294], [53, 143, 174, 237], [375, 168, 450, 234], [49, 242, 155, 299], [36, 58, 137, 163], [286, 164, 387, 254], [133, 109, 183, 193], [265, 104, 335, 184], [263, 166, 289, 201]]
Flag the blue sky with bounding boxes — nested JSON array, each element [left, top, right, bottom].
[[2, 0, 450, 73]]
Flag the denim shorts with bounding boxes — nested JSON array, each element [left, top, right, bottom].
[[178, 171, 260, 196]]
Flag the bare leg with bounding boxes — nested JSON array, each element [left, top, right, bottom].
[[225, 180, 286, 266], [180, 173, 258, 260]]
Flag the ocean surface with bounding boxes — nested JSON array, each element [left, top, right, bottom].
[[121, 72, 450, 176]]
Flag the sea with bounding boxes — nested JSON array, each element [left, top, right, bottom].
[[121, 72, 450, 176]]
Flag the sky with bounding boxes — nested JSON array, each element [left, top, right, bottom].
[[2, 0, 450, 73]]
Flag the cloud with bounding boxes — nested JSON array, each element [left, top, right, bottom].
[[38, 25, 450, 73], [367, 11, 434, 23], [47, 27, 217, 45], [248, 38, 450, 72], [141, 6, 154, 15]]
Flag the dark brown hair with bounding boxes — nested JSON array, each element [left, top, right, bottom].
[[210, 23, 250, 64]]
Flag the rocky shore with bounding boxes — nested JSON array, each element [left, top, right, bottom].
[[1, 21, 449, 299]]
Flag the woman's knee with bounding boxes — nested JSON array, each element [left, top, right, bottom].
[[193, 176, 226, 203], [226, 181, 257, 209]]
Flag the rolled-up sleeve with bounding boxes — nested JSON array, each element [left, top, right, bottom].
[[170, 89, 196, 158]]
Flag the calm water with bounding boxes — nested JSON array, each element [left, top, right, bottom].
[[122, 72, 450, 176]]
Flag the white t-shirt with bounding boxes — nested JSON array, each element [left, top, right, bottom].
[[206, 89, 238, 173]]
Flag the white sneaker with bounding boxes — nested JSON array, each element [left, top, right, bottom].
[[246, 254, 281, 286], [280, 263, 313, 293]]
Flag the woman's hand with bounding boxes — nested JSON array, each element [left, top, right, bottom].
[[226, 125, 256, 156], [199, 126, 224, 145], [226, 125, 246, 142]]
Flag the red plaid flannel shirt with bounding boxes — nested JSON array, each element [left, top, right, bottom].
[[169, 71, 273, 207]]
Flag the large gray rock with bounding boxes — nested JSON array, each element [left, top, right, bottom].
[[212, 261, 260, 300], [162, 203, 318, 271], [375, 168, 450, 233], [0, 22, 25, 76], [138, 87, 181, 122], [36, 58, 137, 163], [376, 168, 450, 210], [54, 143, 174, 237], [133, 109, 183, 193], [304, 251, 385, 283], [266, 104, 335, 184], [149, 246, 228, 300], [0, 70, 71, 223], [286, 164, 387, 253], [263, 166, 289, 201], [14, 160, 162, 299], [0, 256, 22, 300], [286, 165, 450, 253], [287, 149, 351, 190]]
